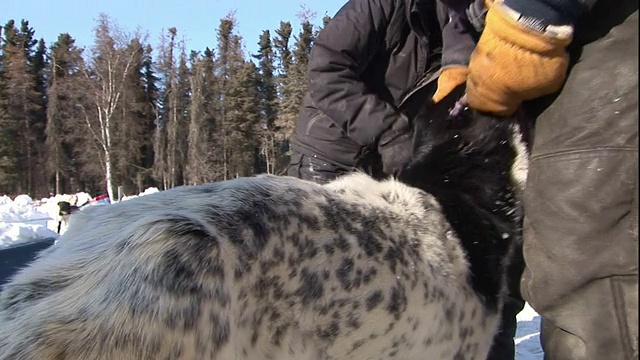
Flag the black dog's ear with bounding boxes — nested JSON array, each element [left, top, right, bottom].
[[413, 84, 467, 132], [429, 83, 467, 120], [410, 83, 468, 154]]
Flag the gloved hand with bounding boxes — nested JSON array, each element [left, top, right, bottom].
[[378, 114, 413, 176], [433, 66, 469, 103], [466, 0, 574, 116]]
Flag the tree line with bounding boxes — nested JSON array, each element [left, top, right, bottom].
[[0, 10, 331, 200]]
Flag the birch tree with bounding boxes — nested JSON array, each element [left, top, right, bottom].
[[79, 13, 143, 201]]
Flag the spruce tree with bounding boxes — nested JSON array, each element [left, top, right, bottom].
[[215, 15, 236, 180], [272, 21, 293, 94], [169, 47, 190, 186], [153, 27, 177, 189], [139, 44, 159, 190], [186, 48, 218, 184], [271, 21, 295, 159], [252, 30, 279, 173], [0, 20, 41, 195], [275, 18, 315, 155], [111, 37, 148, 196], [30, 38, 48, 196], [0, 26, 18, 191], [46, 33, 85, 195]]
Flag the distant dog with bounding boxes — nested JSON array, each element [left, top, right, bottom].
[[0, 87, 528, 360], [56, 201, 80, 234]]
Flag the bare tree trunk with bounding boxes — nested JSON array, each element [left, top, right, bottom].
[[105, 150, 114, 201], [55, 169, 60, 195], [222, 129, 228, 181], [54, 145, 61, 195]]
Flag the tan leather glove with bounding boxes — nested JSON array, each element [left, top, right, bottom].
[[432, 66, 469, 103], [466, 0, 574, 116]]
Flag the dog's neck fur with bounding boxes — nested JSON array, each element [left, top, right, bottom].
[[396, 89, 526, 311]]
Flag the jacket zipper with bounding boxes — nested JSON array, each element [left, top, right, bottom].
[[397, 64, 441, 111], [305, 113, 324, 136]]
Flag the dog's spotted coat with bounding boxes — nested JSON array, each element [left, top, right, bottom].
[[0, 89, 529, 360]]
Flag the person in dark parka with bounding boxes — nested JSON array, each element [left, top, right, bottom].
[[459, 0, 638, 358], [288, 0, 486, 180], [287, 0, 526, 359]]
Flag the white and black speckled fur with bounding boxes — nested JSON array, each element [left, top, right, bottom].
[[0, 87, 529, 360]]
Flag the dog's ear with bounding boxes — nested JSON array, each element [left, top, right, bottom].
[[410, 83, 468, 153], [414, 84, 467, 130], [429, 83, 467, 120]]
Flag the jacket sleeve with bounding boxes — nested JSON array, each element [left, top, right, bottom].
[[440, 15, 479, 67], [437, 0, 489, 31], [436, 0, 485, 68], [307, 0, 400, 148]]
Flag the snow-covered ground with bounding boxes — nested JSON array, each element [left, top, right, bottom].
[[0, 190, 160, 248], [0, 193, 68, 248], [0, 191, 544, 359], [516, 303, 544, 359]]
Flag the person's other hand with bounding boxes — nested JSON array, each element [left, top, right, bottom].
[[378, 114, 413, 176], [466, 0, 573, 116]]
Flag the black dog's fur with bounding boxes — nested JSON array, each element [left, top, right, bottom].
[[399, 86, 523, 311]]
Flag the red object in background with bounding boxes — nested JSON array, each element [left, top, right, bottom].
[[90, 194, 111, 204]]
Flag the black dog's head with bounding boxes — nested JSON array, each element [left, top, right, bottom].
[[401, 85, 527, 202], [399, 85, 528, 311]]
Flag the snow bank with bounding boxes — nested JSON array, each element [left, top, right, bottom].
[[0, 195, 58, 249], [121, 187, 159, 201], [0, 188, 159, 249]]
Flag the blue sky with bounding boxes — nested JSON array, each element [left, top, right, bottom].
[[3, 0, 348, 56]]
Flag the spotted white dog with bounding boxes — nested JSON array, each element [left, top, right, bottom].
[[0, 89, 528, 360]]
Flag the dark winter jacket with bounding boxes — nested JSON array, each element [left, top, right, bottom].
[[289, 0, 481, 171]]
